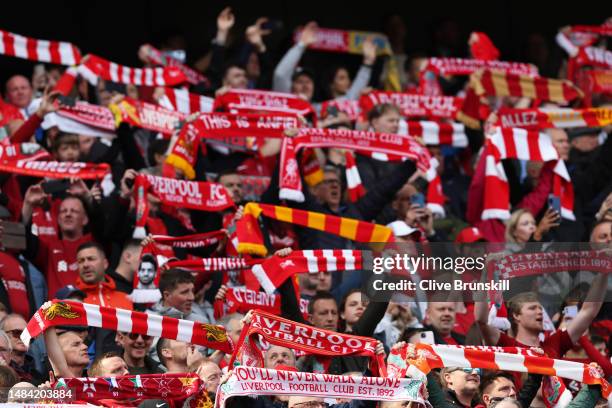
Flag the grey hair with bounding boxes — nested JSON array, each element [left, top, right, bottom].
[[0, 330, 13, 353], [490, 398, 522, 408]]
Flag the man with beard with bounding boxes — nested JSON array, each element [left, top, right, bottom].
[[441, 367, 481, 407]]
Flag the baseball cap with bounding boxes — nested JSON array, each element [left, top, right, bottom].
[[54, 285, 86, 300], [567, 127, 601, 140], [455, 227, 486, 243], [387, 221, 420, 238], [291, 67, 316, 82]]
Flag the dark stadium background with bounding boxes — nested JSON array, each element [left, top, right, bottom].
[[0, 0, 606, 86]]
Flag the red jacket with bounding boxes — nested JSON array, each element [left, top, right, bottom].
[[76, 275, 133, 310]]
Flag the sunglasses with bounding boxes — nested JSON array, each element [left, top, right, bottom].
[[451, 367, 482, 376], [122, 332, 152, 341], [5, 329, 23, 339]]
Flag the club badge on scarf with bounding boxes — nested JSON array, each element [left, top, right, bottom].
[[132, 174, 234, 238], [228, 310, 387, 376], [21, 300, 233, 354], [215, 367, 428, 408]]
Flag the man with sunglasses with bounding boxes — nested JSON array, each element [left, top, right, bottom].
[[0, 314, 40, 383], [440, 366, 481, 407], [115, 331, 163, 375]]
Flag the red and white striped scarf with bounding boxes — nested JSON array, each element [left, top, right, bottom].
[[213, 287, 309, 321], [158, 87, 214, 115], [251, 249, 362, 294], [387, 343, 611, 399], [214, 89, 316, 122], [496, 107, 612, 130], [279, 127, 434, 202], [482, 127, 574, 220], [360, 91, 464, 120], [141, 43, 208, 86], [167, 257, 260, 273], [398, 119, 468, 147], [229, 310, 387, 376], [21, 300, 233, 353], [0, 29, 81, 65], [78, 54, 187, 86], [320, 98, 361, 121], [0, 143, 50, 161], [345, 150, 365, 202]]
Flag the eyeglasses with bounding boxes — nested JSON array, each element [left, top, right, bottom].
[[450, 367, 482, 376], [5, 329, 23, 339], [122, 332, 152, 341]]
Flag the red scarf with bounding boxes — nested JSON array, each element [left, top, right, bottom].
[[166, 112, 299, 179], [571, 24, 612, 36], [469, 32, 500, 61], [142, 43, 208, 86], [133, 174, 234, 238], [229, 310, 386, 376], [52, 373, 203, 407], [399, 119, 468, 147], [78, 54, 187, 86], [251, 249, 363, 294], [0, 143, 50, 161], [345, 150, 365, 202], [0, 160, 109, 180], [167, 257, 260, 272], [236, 202, 393, 256], [279, 127, 433, 202], [0, 29, 81, 65], [293, 27, 392, 55], [496, 107, 612, 129], [320, 98, 361, 121], [387, 343, 610, 399], [359, 91, 463, 120], [422, 57, 538, 76], [21, 300, 233, 353], [213, 287, 309, 320], [109, 97, 184, 136], [42, 100, 116, 138], [158, 87, 214, 114], [491, 250, 611, 279], [482, 127, 574, 221], [214, 89, 316, 122]]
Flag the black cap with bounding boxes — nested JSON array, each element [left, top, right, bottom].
[[291, 67, 316, 82], [54, 285, 86, 300], [567, 127, 601, 140]]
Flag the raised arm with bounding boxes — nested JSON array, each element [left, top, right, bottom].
[[566, 272, 608, 343], [344, 38, 376, 100], [474, 299, 501, 345], [272, 22, 317, 92]]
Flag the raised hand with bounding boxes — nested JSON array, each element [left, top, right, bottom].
[[246, 17, 272, 52], [299, 21, 319, 47]]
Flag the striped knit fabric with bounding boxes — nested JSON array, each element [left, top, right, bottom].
[[235, 202, 393, 256], [158, 88, 214, 114], [469, 69, 583, 104], [0, 29, 81, 65]]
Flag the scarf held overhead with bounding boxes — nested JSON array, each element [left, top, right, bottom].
[[132, 174, 234, 238], [109, 97, 184, 136], [21, 300, 233, 353], [0, 29, 81, 65], [228, 310, 387, 376], [142, 43, 208, 86], [496, 107, 612, 129], [214, 89, 316, 120], [279, 127, 433, 202], [0, 160, 109, 180], [387, 343, 610, 399], [215, 367, 427, 408], [236, 202, 393, 256], [251, 249, 363, 294], [78, 54, 187, 86], [482, 127, 574, 220], [158, 87, 214, 115], [359, 91, 463, 120]]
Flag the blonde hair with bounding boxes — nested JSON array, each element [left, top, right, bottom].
[[504, 209, 533, 243]]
